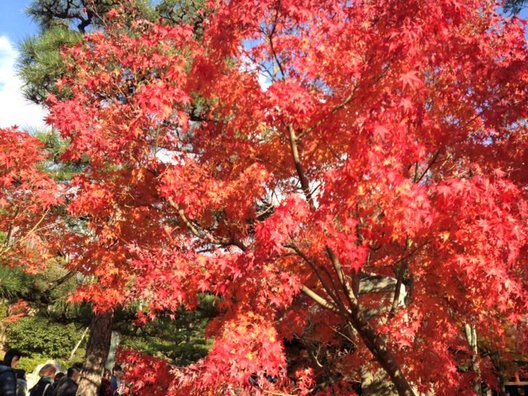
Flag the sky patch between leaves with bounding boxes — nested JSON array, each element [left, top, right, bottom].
[[0, 35, 48, 131]]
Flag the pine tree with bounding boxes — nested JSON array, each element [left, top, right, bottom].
[[504, 0, 528, 14]]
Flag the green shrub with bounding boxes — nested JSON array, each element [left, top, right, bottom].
[[5, 316, 85, 359], [14, 354, 85, 374], [0, 300, 8, 320], [16, 354, 49, 373], [119, 303, 216, 366]]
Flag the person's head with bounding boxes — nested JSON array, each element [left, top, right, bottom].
[[67, 364, 82, 383], [54, 372, 65, 383], [3, 349, 22, 368], [103, 368, 111, 380], [38, 363, 57, 379], [112, 364, 123, 379]]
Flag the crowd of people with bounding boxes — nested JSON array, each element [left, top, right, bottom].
[[0, 349, 125, 396]]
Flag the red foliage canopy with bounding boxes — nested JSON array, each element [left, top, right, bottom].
[[40, 0, 528, 394], [0, 128, 61, 271]]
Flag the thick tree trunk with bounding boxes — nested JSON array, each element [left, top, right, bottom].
[[329, 256, 415, 395], [347, 301, 415, 396], [77, 311, 114, 396], [300, 256, 415, 395], [361, 366, 397, 396]]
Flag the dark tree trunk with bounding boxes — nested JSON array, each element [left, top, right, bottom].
[[346, 298, 416, 396], [361, 366, 397, 396], [77, 311, 114, 396]]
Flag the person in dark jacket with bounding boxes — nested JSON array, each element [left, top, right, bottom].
[[0, 349, 22, 396], [54, 364, 82, 396], [29, 364, 56, 396], [51, 372, 65, 392], [98, 369, 113, 396], [15, 369, 26, 396], [110, 365, 123, 396]]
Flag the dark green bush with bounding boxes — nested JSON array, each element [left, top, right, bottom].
[[5, 316, 84, 359], [15, 355, 49, 373], [119, 295, 217, 366]]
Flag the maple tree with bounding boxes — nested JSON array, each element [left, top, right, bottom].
[[0, 127, 61, 271], [27, 0, 528, 394], [18, 4, 212, 396]]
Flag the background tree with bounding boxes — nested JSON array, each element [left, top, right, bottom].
[[27, 0, 127, 33], [504, 0, 528, 14], [18, 26, 81, 104]]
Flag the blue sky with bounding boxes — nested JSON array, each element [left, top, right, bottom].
[[0, 1, 39, 43], [0, 0, 46, 130], [0, 1, 525, 130]]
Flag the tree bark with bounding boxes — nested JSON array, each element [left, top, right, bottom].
[[347, 302, 416, 396], [77, 311, 114, 396], [105, 331, 121, 370], [327, 250, 415, 396], [361, 366, 397, 396]]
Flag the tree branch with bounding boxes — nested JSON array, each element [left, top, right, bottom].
[[168, 199, 247, 251], [389, 238, 412, 317], [286, 243, 344, 312], [325, 246, 358, 314], [300, 285, 338, 312], [414, 150, 440, 183], [288, 125, 315, 207], [298, 86, 358, 140], [267, 0, 285, 80]]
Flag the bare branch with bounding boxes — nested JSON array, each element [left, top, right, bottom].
[[298, 87, 358, 140], [300, 285, 338, 312], [168, 199, 247, 251], [267, 0, 286, 80], [288, 125, 315, 207], [287, 243, 346, 314], [414, 150, 440, 183]]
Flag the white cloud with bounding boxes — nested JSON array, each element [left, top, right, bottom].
[[0, 35, 49, 131], [257, 71, 272, 92], [239, 50, 272, 92]]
